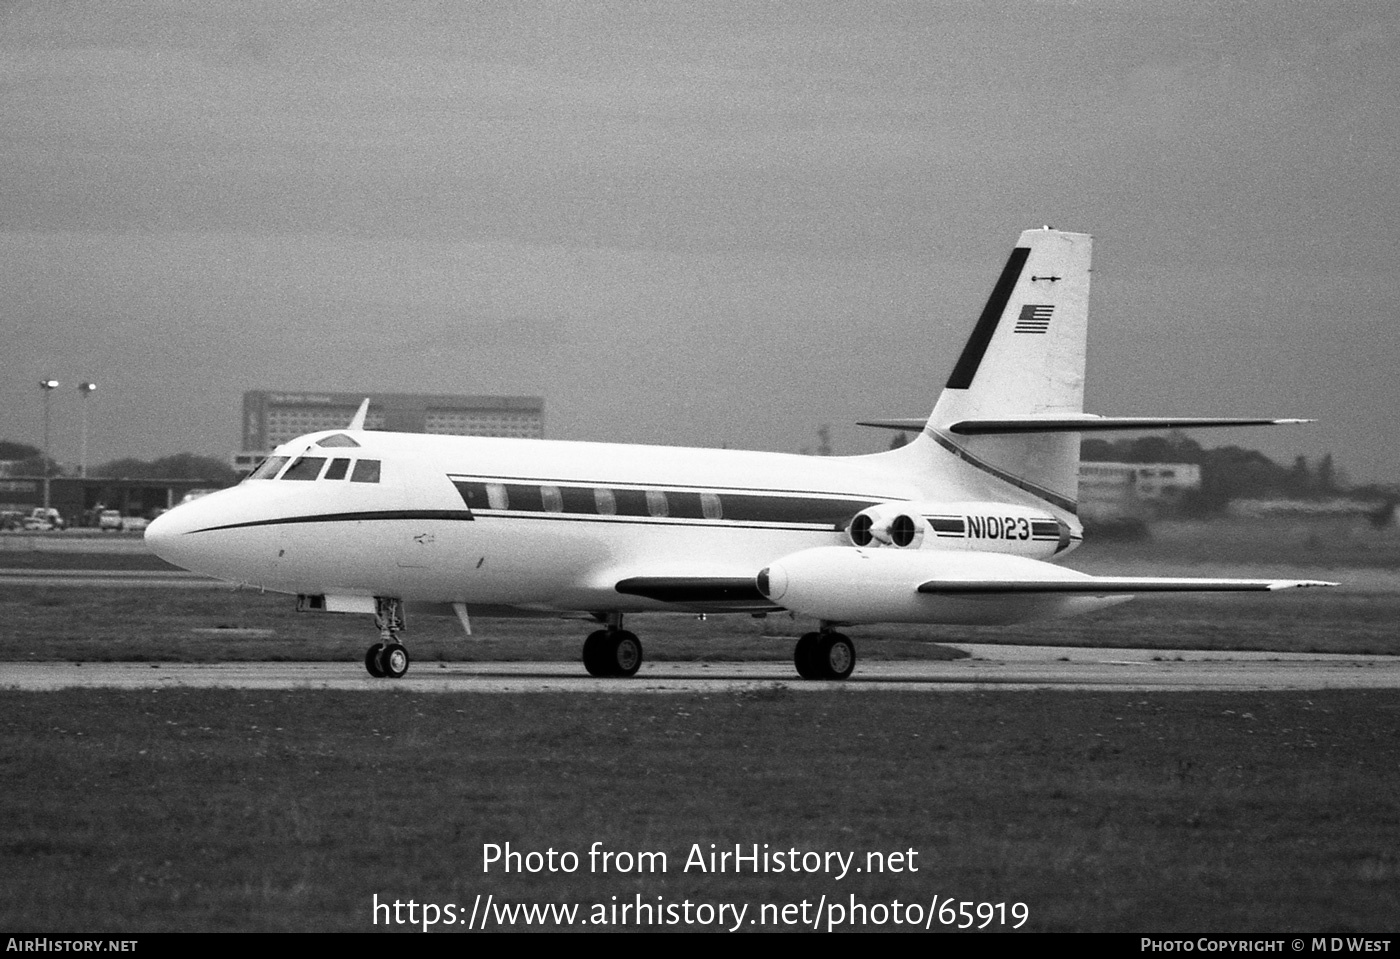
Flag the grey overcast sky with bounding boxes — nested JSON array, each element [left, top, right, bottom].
[[3, 1, 1398, 481]]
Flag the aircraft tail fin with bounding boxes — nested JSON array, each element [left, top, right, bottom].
[[901, 229, 1093, 513]]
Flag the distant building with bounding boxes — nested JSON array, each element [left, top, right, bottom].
[[235, 390, 544, 474], [1078, 461, 1202, 518]]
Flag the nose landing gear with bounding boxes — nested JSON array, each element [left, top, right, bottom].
[[364, 597, 410, 679]]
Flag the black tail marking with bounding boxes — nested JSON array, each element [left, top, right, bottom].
[[944, 246, 1030, 391]]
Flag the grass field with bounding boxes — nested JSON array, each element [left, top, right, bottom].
[[2, 688, 1397, 932], [1, 520, 1396, 932]]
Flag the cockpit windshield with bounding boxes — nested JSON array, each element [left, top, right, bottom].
[[281, 456, 327, 481], [243, 452, 381, 484], [246, 455, 290, 481]]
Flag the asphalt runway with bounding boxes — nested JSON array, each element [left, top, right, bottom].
[[3, 644, 1397, 692]]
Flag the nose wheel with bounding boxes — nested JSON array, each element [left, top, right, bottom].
[[364, 598, 410, 679], [365, 641, 410, 678]]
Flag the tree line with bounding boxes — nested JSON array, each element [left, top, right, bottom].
[[1080, 432, 1354, 515], [1, 433, 1381, 516], [0, 441, 238, 486]]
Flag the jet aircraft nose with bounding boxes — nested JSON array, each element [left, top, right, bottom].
[[142, 484, 296, 588], [144, 505, 195, 569], [144, 491, 243, 575]]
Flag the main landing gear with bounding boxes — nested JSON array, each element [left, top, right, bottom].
[[364, 597, 410, 679], [793, 629, 856, 681], [582, 615, 643, 678]]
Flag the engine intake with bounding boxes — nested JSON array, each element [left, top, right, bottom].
[[846, 503, 925, 549], [845, 500, 1079, 560]]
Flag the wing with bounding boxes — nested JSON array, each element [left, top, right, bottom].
[[614, 576, 776, 612], [919, 576, 1337, 595]]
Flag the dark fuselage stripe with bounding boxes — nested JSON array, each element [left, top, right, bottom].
[[191, 510, 849, 536], [191, 510, 475, 534]]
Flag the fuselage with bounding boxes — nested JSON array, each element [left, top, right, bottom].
[[144, 425, 1084, 617], [145, 428, 926, 611]]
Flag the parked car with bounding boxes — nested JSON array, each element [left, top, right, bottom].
[[122, 515, 150, 532], [23, 507, 64, 531], [98, 509, 124, 531]]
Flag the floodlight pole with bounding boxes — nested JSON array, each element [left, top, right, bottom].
[[39, 379, 59, 509], [78, 382, 97, 478]]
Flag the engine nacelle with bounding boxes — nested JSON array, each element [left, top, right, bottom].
[[845, 501, 1078, 560], [757, 546, 1128, 625]]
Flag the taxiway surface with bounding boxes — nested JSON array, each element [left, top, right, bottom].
[[3, 645, 1397, 693]]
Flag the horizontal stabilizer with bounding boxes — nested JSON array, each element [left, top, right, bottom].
[[858, 418, 931, 432], [858, 415, 1313, 434], [918, 577, 1338, 595], [948, 416, 1313, 435]]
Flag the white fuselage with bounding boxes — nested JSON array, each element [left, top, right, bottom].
[[146, 429, 937, 612]]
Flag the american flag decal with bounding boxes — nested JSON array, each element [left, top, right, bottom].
[[1014, 304, 1053, 334]]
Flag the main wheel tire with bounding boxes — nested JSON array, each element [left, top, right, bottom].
[[379, 642, 410, 679], [816, 632, 855, 680], [610, 630, 643, 678], [583, 629, 613, 677], [365, 643, 387, 678], [793, 632, 823, 679]]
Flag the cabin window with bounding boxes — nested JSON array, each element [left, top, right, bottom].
[[350, 459, 381, 483], [613, 489, 649, 516], [593, 488, 617, 515], [646, 489, 669, 517], [666, 492, 705, 519], [324, 458, 351, 481], [541, 485, 563, 513], [247, 455, 290, 480], [452, 481, 488, 508], [486, 484, 508, 510], [701, 492, 723, 520], [504, 484, 544, 511], [282, 456, 327, 481], [560, 487, 596, 514]]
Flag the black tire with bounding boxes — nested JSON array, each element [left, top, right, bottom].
[[610, 631, 643, 678], [365, 643, 386, 678], [379, 642, 410, 679], [816, 632, 856, 680], [582, 629, 613, 677], [793, 632, 823, 680]]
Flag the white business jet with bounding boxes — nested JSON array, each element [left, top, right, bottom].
[[144, 228, 1334, 680]]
